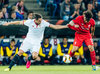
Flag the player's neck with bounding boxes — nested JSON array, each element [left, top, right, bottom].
[[34, 20, 39, 25]]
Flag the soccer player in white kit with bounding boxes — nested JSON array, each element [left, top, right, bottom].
[[3, 13, 71, 71]]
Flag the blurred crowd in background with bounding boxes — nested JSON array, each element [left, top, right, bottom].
[[0, 38, 100, 65], [0, 0, 100, 22]]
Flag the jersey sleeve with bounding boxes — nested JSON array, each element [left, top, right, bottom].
[[72, 16, 81, 24], [43, 20, 50, 27], [23, 20, 31, 26]]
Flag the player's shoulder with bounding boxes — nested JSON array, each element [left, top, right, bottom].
[[75, 15, 83, 20], [90, 18, 95, 24], [90, 18, 95, 22], [77, 15, 83, 18], [41, 19, 47, 23]]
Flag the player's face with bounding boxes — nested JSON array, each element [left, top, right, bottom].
[[28, 13, 33, 19], [10, 41, 15, 47], [83, 14, 88, 23], [36, 18, 42, 24], [44, 39, 49, 45], [63, 38, 68, 45]]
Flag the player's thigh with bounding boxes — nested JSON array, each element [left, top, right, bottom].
[[32, 52, 38, 59], [31, 44, 41, 53], [18, 49, 24, 56], [72, 46, 80, 52], [88, 45, 94, 51], [31, 44, 41, 58], [84, 37, 93, 46], [73, 35, 83, 47], [19, 40, 32, 53]]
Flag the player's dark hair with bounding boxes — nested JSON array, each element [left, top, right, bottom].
[[27, 11, 33, 16], [34, 13, 42, 20], [11, 39, 15, 42], [83, 11, 93, 22]]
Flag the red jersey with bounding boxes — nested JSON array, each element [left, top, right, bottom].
[[71, 16, 95, 34]]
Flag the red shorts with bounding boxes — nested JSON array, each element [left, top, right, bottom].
[[73, 32, 93, 47]]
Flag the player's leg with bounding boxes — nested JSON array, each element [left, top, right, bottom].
[[88, 45, 96, 70], [69, 33, 83, 57], [26, 51, 41, 68], [4, 39, 31, 71], [26, 44, 41, 68], [85, 37, 96, 70], [4, 49, 24, 71], [32, 52, 41, 61], [69, 46, 79, 57]]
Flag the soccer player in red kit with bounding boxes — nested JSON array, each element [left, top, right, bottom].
[[67, 11, 98, 71]]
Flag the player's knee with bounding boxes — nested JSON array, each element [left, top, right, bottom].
[[72, 46, 79, 52], [32, 52, 38, 59], [18, 50, 24, 56], [88, 45, 94, 52]]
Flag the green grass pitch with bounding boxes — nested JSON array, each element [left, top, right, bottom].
[[0, 65, 100, 74]]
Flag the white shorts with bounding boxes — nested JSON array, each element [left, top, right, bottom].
[[19, 38, 41, 53]]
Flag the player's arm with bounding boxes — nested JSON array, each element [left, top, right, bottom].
[[3, 21, 24, 26], [49, 24, 68, 29], [91, 26, 95, 37]]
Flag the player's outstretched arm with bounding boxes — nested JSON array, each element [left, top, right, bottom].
[[3, 21, 24, 26], [49, 24, 68, 29], [91, 26, 95, 37]]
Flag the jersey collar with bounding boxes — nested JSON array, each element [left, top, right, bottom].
[[34, 20, 39, 26]]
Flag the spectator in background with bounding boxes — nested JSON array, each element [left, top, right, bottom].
[[27, 11, 34, 20], [95, 0, 100, 12], [50, 36, 60, 55], [45, 0, 57, 17], [96, 11, 100, 25], [15, 0, 28, 15], [0, 10, 4, 19], [71, 2, 82, 19], [2, 7, 9, 19], [77, 0, 86, 11], [60, 0, 74, 21], [57, 38, 71, 64], [6, 39, 18, 62], [83, 0, 91, 9], [11, 6, 24, 20], [10, 11, 18, 19], [39, 38, 54, 65], [87, 2, 97, 19], [0, 0, 9, 9], [94, 41, 100, 64]]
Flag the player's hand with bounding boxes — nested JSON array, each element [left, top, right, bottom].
[[74, 25, 79, 28], [3, 23, 9, 26]]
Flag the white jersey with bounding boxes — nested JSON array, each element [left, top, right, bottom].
[[23, 19, 50, 44]]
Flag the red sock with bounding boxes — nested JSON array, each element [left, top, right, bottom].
[[90, 51, 96, 65], [69, 50, 75, 57]]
